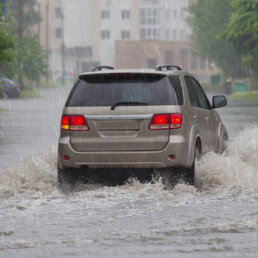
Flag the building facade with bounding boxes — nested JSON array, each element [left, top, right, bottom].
[[36, 0, 219, 82], [115, 40, 220, 82]]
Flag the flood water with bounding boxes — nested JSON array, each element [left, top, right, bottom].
[[0, 88, 258, 257]]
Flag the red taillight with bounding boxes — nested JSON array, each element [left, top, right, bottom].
[[149, 113, 183, 130], [61, 115, 89, 131], [170, 114, 183, 129], [61, 115, 70, 130], [16, 84, 20, 90], [149, 114, 170, 130], [70, 115, 88, 131]]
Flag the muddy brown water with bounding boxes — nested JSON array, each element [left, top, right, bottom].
[[0, 88, 258, 257]]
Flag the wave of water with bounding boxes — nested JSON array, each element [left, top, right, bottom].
[[198, 126, 258, 190], [0, 127, 257, 199]]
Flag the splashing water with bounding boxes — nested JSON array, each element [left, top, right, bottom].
[[0, 127, 257, 199], [197, 126, 258, 190]]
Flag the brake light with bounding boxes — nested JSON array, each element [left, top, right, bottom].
[[70, 115, 88, 131], [61, 115, 70, 130], [149, 114, 169, 130], [170, 114, 183, 129], [16, 84, 20, 90], [149, 113, 182, 130], [61, 115, 89, 131]]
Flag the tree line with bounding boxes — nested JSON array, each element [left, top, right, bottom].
[[0, 0, 47, 90], [188, 0, 258, 82]]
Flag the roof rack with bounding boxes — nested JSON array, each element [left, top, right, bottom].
[[92, 66, 115, 72], [155, 65, 182, 71]]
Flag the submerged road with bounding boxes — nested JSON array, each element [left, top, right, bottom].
[[0, 87, 258, 257]]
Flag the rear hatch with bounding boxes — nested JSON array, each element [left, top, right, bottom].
[[65, 73, 182, 152]]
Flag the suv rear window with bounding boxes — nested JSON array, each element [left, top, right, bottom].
[[66, 73, 183, 107]]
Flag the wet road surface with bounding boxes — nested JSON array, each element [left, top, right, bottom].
[[0, 88, 258, 257]]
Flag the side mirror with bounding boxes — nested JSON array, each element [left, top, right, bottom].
[[212, 95, 227, 109]]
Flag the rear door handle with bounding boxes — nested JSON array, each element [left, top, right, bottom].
[[193, 115, 198, 120], [206, 116, 209, 120]]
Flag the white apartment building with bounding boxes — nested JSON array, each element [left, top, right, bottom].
[[98, 0, 193, 66]]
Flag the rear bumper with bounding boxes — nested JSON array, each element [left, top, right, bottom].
[[58, 135, 191, 169]]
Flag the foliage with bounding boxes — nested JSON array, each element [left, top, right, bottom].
[[0, 27, 14, 63], [0, 85, 4, 98], [231, 91, 258, 100], [187, 0, 246, 78], [0, 3, 14, 64], [20, 88, 40, 98], [21, 36, 47, 82], [1, 33, 47, 83], [7, 0, 40, 25], [225, 0, 258, 72], [0, 0, 47, 85]]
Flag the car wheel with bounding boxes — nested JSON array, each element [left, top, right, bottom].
[[58, 168, 78, 193], [183, 142, 201, 185], [220, 134, 228, 154]]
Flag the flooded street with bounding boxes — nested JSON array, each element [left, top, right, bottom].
[[0, 88, 258, 257]]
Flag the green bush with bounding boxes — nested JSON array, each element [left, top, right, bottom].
[[231, 91, 258, 100], [0, 86, 4, 98], [21, 88, 41, 98]]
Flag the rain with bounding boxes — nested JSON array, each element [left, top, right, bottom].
[[0, 0, 258, 257]]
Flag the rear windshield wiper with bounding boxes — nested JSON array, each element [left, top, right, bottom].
[[111, 101, 149, 110]]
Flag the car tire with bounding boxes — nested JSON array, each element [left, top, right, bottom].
[[58, 168, 78, 193], [220, 134, 228, 154], [183, 142, 201, 185]]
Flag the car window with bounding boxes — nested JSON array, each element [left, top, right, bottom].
[[184, 76, 198, 107], [66, 74, 180, 107], [169, 76, 184, 105], [190, 77, 211, 109]]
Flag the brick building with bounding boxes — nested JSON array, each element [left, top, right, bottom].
[[115, 40, 220, 82]]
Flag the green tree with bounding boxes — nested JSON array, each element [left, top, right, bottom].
[[1, 0, 47, 88], [0, 2, 14, 98], [1, 34, 47, 83], [225, 0, 258, 72], [187, 0, 246, 78], [0, 2, 14, 64], [0, 25, 14, 64]]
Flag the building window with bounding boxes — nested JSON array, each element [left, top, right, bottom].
[[140, 28, 146, 39], [101, 30, 110, 39], [140, 8, 160, 25], [165, 51, 173, 64], [173, 10, 177, 20], [180, 49, 188, 69], [140, 28, 160, 40], [55, 8, 62, 18], [165, 29, 170, 40], [122, 10, 130, 19], [200, 59, 206, 70], [148, 58, 157, 68], [180, 30, 184, 40], [191, 54, 197, 70], [55, 28, 62, 38], [180, 8, 184, 19], [121, 30, 130, 39], [173, 29, 177, 40], [101, 10, 110, 19]]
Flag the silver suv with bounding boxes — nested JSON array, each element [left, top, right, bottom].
[[58, 65, 227, 189]]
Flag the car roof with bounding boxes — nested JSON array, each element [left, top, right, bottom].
[[79, 69, 184, 77], [78, 65, 191, 77]]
